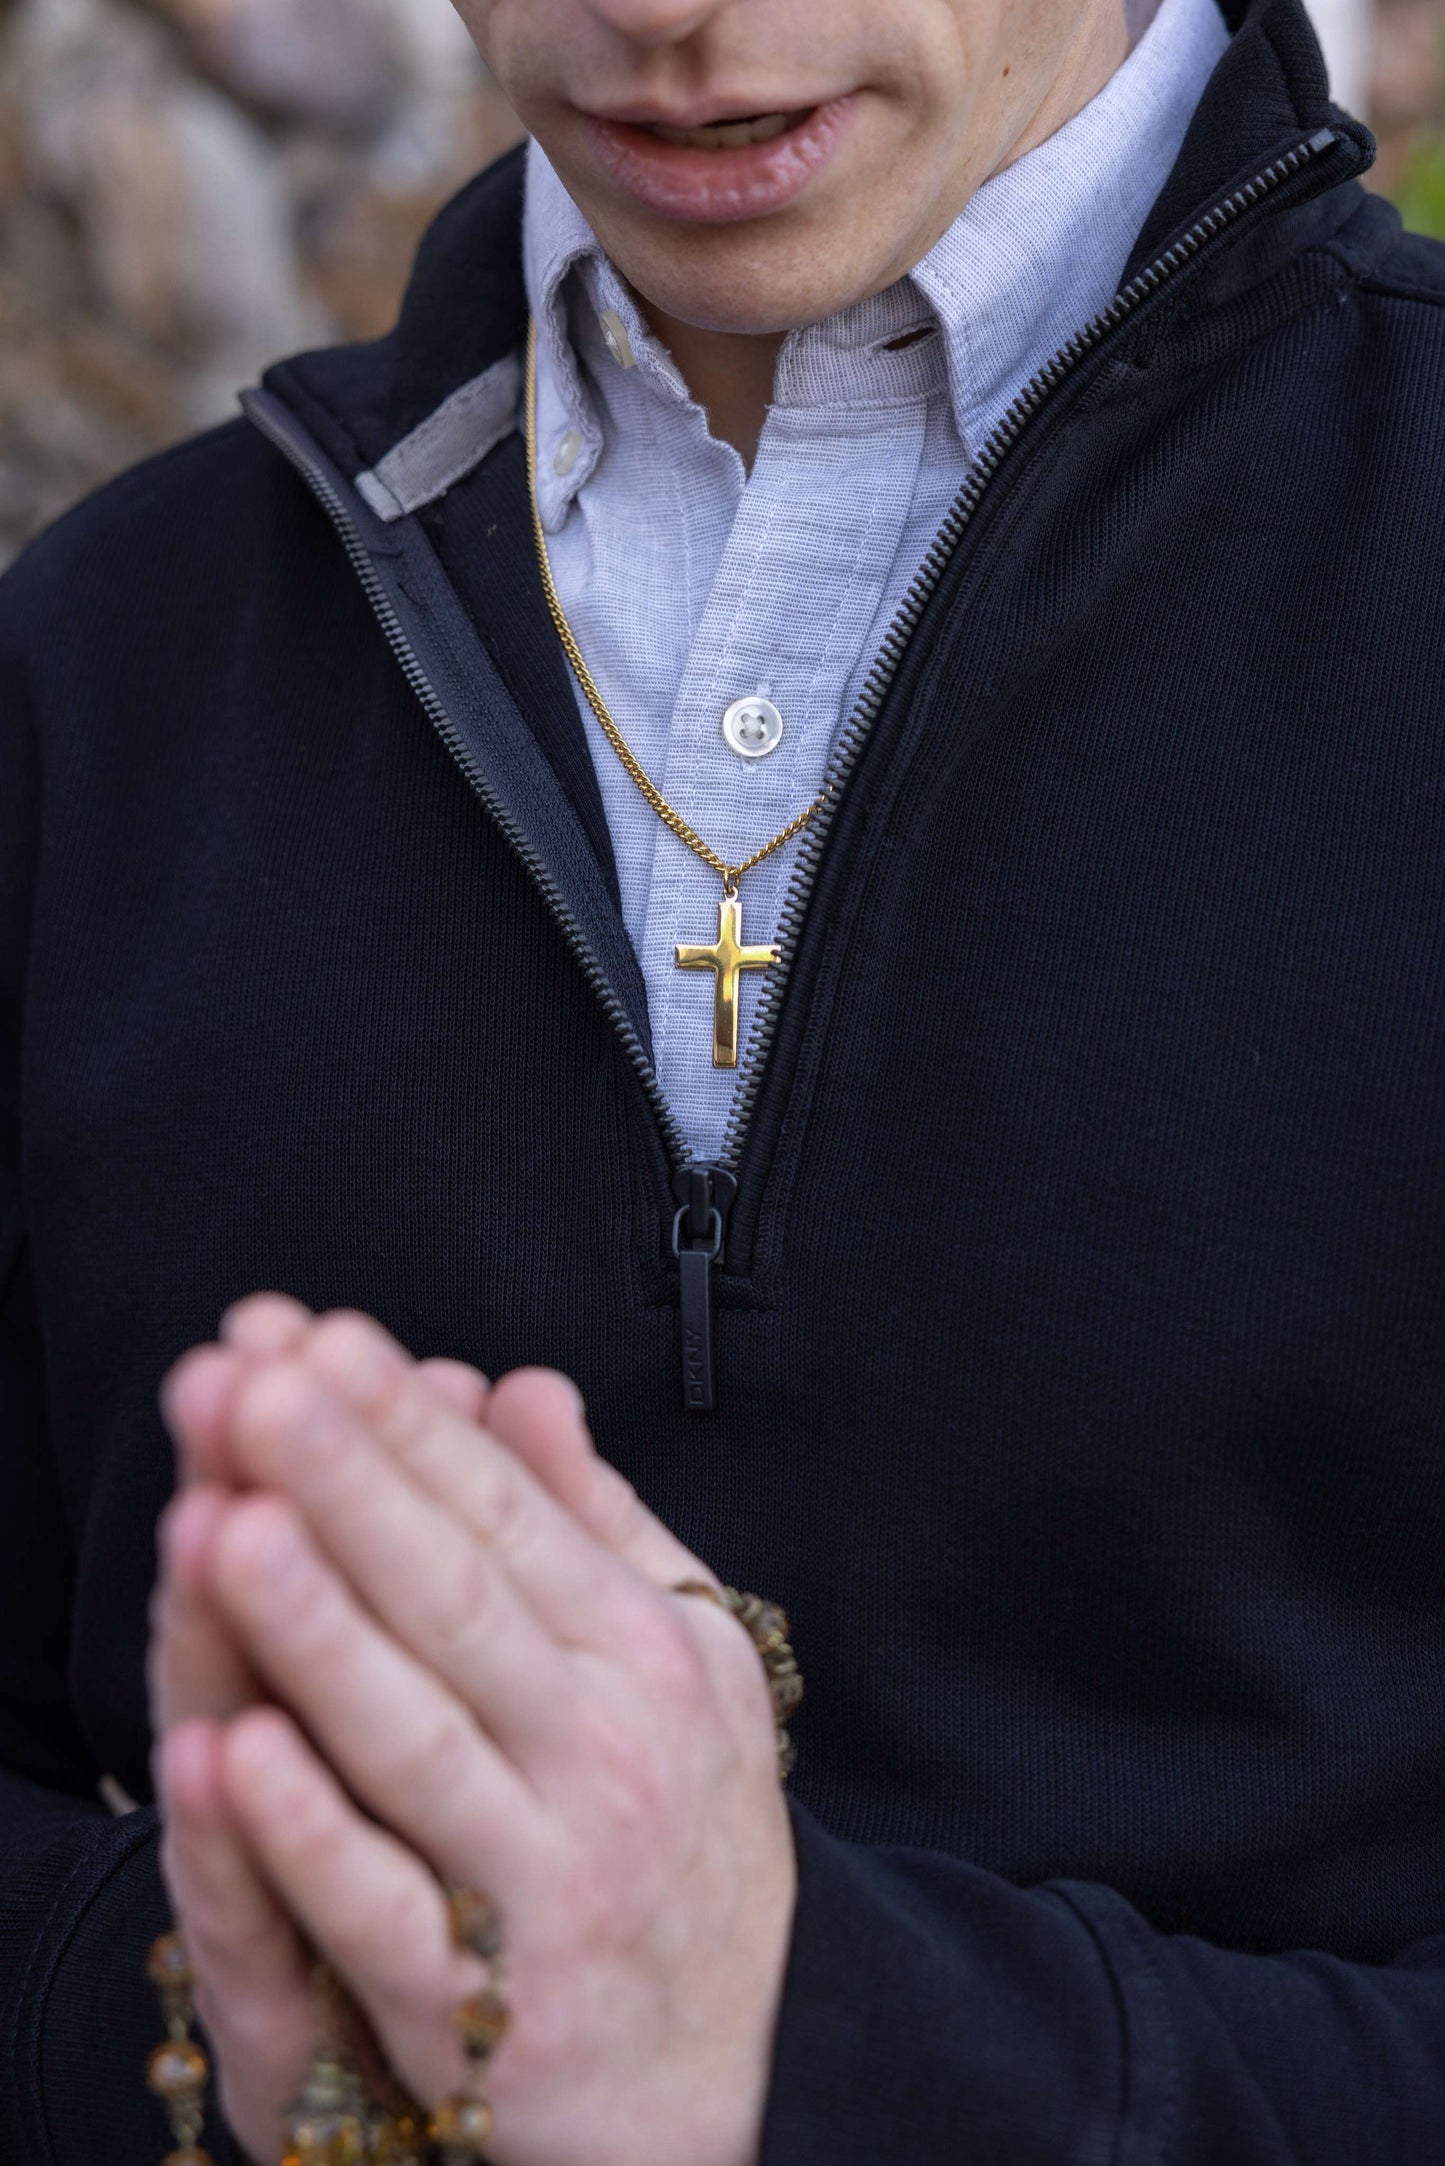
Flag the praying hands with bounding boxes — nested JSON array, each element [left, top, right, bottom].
[[149, 1297, 796, 2166]]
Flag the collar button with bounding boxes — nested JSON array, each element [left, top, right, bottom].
[[597, 309, 637, 369]]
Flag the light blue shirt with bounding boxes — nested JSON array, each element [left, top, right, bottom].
[[526, 0, 1230, 1161]]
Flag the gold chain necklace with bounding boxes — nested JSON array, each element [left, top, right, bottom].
[[525, 318, 820, 1069]]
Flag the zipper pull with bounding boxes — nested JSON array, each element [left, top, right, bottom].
[[671, 1163, 738, 1414]]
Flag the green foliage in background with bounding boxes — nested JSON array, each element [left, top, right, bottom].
[[1394, 134, 1445, 238]]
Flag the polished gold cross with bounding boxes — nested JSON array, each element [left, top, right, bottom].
[[675, 885, 776, 1068]]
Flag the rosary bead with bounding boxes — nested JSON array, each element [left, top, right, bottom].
[[282, 2026, 371, 2166], [369, 2109, 427, 2165], [448, 1889, 504, 1960], [427, 2094, 496, 2154], [280, 2112, 367, 2166], [147, 2040, 209, 2100], [455, 1987, 510, 2060], [770, 1664, 805, 1718], [741, 1596, 791, 1645], [146, 1934, 193, 1991]]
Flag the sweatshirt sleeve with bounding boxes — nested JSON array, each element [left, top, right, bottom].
[[763, 1801, 1445, 2165], [0, 587, 233, 2166], [0, 1240, 188, 2166]]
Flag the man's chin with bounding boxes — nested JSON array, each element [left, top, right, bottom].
[[583, 215, 907, 343]]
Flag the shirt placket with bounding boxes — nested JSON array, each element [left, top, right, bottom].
[[644, 398, 931, 1155]]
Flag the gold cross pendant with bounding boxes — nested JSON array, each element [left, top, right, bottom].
[[675, 883, 776, 1068]]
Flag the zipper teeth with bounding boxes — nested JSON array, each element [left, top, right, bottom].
[[244, 396, 693, 1166], [716, 127, 1336, 1170]]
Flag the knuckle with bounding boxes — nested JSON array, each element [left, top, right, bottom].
[[422, 1545, 496, 1664], [593, 1464, 649, 1545], [379, 1702, 479, 1800], [277, 1770, 345, 1865], [444, 1448, 528, 1556], [305, 1312, 405, 1406], [269, 1550, 344, 1654], [422, 1705, 481, 1790], [280, 1399, 364, 1491], [358, 1356, 460, 1466], [635, 1606, 709, 1707], [473, 1456, 526, 1546]]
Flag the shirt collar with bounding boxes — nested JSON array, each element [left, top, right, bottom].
[[524, 0, 1229, 521], [914, 0, 1231, 454]]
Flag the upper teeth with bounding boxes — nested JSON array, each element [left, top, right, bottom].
[[651, 112, 794, 150]]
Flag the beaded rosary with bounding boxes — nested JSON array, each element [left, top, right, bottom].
[[145, 1584, 801, 2161]]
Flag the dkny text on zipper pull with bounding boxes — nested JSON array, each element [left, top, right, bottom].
[[672, 1163, 737, 1413]]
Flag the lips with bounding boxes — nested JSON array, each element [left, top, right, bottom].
[[649, 110, 804, 151], [582, 97, 856, 225]]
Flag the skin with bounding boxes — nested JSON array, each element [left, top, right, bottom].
[[155, 1307, 791, 2166], [151, 3, 1135, 2159], [458, 0, 1131, 459]]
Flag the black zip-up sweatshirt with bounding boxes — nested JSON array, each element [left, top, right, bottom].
[[3, 0, 1445, 2156]]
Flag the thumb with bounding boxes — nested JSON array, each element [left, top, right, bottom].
[[483, 1368, 710, 1589]]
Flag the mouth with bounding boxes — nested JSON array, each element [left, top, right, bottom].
[[644, 109, 810, 152], [580, 97, 857, 225]]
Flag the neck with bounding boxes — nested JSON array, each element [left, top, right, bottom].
[[636, 0, 1132, 469], [638, 309, 784, 472]]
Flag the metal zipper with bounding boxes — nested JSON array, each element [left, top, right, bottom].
[[242, 389, 694, 1168], [716, 124, 1345, 1170]]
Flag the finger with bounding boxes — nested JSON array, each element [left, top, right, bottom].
[[221, 1361, 579, 1765], [162, 1298, 312, 1487], [220, 1292, 314, 1359], [207, 1492, 538, 1880], [221, 1706, 485, 2104], [297, 1314, 492, 1423], [161, 1344, 251, 1487], [414, 1357, 491, 1422], [484, 1368, 705, 1588], [149, 1488, 261, 1735], [157, 1718, 315, 2144], [162, 1317, 474, 1489], [292, 1314, 684, 1648]]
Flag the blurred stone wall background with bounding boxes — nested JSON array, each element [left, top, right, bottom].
[[0, 0, 523, 559], [0, 0, 1441, 566]]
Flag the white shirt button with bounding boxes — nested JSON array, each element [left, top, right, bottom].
[[722, 693, 785, 759], [552, 429, 582, 478], [598, 309, 637, 369]]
